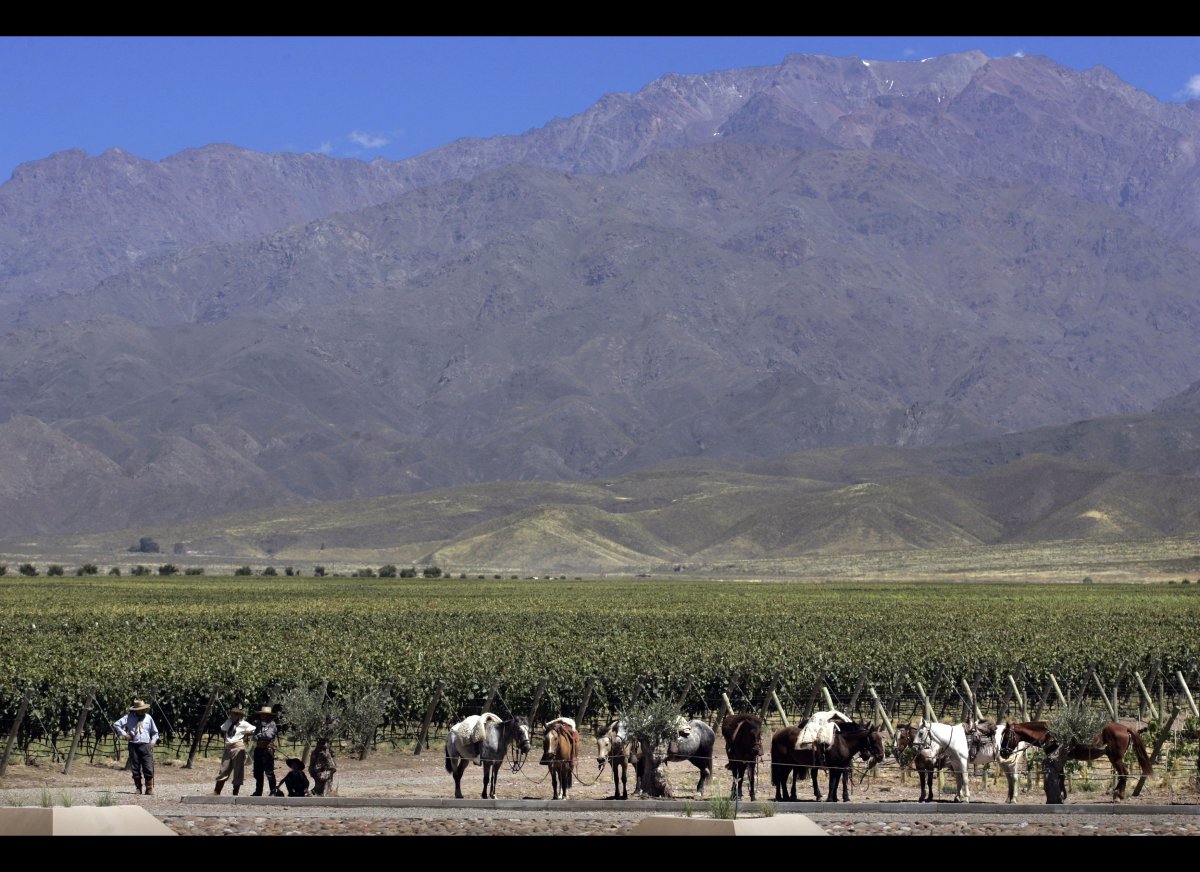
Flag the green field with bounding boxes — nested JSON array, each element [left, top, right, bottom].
[[2, 577, 1197, 732]]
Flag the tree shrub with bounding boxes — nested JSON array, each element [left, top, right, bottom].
[[234, 566, 254, 576], [18, 563, 38, 577], [47, 565, 64, 576]]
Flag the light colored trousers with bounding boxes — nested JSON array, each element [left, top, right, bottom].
[[215, 742, 247, 787]]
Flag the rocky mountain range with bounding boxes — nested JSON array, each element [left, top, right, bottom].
[[2, 50, 1199, 541]]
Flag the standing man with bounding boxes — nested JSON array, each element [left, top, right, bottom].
[[213, 704, 256, 795], [112, 699, 159, 795], [251, 705, 281, 796]]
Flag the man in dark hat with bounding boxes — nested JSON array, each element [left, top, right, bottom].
[[213, 704, 255, 795], [251, 705, 282, 796], [281, 757, 311, 797], [112, 699, 159, 795]]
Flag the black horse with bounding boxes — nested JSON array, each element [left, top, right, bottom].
[[771, 720, 886, 802]]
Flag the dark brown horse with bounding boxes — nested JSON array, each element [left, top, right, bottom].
[[1000, 720, 1152, 800], [721, 713, 763, 801], [770, 720, 887, 802]]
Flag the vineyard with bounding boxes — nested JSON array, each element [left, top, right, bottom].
[[1, 577, 1198, 771]]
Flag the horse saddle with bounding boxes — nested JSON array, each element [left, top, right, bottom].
[[540, 721, 580, 767]]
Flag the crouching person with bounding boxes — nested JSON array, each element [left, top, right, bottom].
[[282, 757, 311, 796]]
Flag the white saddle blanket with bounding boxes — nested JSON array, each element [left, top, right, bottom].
[[451, 713, 503, 751], [545, 717, 577, 733], [795, 710, 852, 750], [673, 716, 692, 737]]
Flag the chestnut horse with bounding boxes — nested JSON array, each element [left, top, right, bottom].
[[541, 718, 580, 800], [999, 720, 1152, 800], [721, 713, 763, 801]]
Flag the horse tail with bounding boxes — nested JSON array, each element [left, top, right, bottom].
[[444, 745, 453, 774], [1130, 728, 1153, 776], [771, 758, 786, 788]]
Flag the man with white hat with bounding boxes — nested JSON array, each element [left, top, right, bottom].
[[112, 699, 159, 795], [213, 704, 256, 795]]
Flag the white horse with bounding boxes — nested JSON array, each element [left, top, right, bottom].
[[914, 718, 971, 802], [966, 720, 1028, 803]]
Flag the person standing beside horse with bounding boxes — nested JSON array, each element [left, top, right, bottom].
[[251, 705, 282, 796], [112, 699, 159, 795], [213, 705, 256, 795]]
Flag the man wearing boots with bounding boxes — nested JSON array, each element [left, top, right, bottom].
[[251, 705, 282, 796], [112, 699, 159, 795], [213, 705, 256, 795]]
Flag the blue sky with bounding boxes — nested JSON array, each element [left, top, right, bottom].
[[2, 36, 1198, 182]]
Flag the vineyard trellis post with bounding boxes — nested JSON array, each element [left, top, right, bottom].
[[868, 687, 895, 739], [1008, 674, 1028, 721], [1048, 673, 1067, 707], [961, 678, 982, 722], [1177, 672, 1199, 718], [772, 690, 790, 727], [0, 689, 32, 778], [62, 689, 96, 775], [184, 684, 220, 769], [576, 678, 595, 724], [482, 680, 500, 714], [926, 666, 946, 720], [674, 678, 693, 711], [413, 680, 444, 755], [803, 672, 825, 720], [847, 668, 868, 718], [820, 681, 835, 714], [1149, 705, 1180, 765], [528, 679, 548, 728], [1091, 670, 1117, 720], [914, 681, 934, 722], [712, 674, 737, 730], [1134, 672, 1160, 722], [1032, 674, 1055, 721], [759, 677, 778, 720]]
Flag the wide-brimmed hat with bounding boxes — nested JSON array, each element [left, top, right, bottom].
[[285, 757, 304, 770], [257, 706, 275, 717], [228, 704, 245, 716], [128, 699, 151, 713]]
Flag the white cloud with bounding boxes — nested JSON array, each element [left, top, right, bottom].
[[1014, 50, 1026, 58], [902, 47, 916, 57], [318, 141, 333, 155], [349, 130, 389, 149], [1185, 74, 1200, 99]]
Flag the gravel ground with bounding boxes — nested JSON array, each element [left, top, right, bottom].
[[2, 747, 1197, 836]]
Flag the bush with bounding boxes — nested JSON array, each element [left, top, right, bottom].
[[459, 573, 467, 579], [1184, 578, 1193, 585], [1082, 576, 1094, 585], [313, 566, 326, 577], [184, 567, 204, 575], [262, 566, 278, 576], [47, 565, 64, 576], [158, 564, 179, 576], [284, 566, 296, 576], [18, 563, 38, 577], [399, 567, 416, 578], [378, 564, 397, 578], [356, 568, 376, 578], [0, 564, 6, 576], [128, 537, 160, 554], [107, 567, 121, 576], [234, 566, 254, 576], [79, 563, 99, 576], [130, 565, 151, 576], [422, 566, 442, 578]]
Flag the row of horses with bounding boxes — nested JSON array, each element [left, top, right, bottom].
[[444, 709, 1152, 803]]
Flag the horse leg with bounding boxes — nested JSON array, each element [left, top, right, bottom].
[[826, 768, 838, 802], [842, 766, 850, 802], [480, 761, 491, 800], [1112, 753, 1128, 801], [810, 766, 821, 801], [453, 761, 464, 800], [1003, 765, 1016, 803]]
